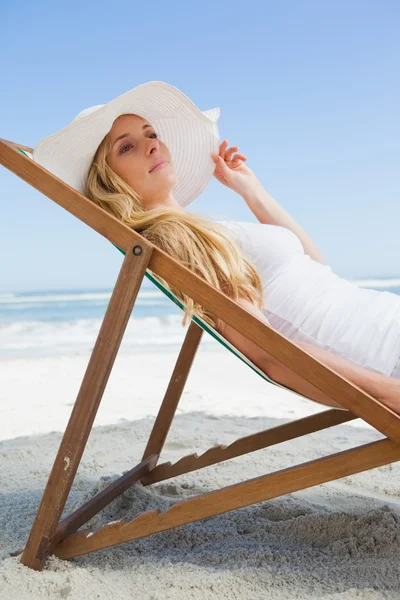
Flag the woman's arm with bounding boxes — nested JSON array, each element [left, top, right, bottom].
[[211, 141, 327, 265], [241, 183, 327, 265], [216, 297, 400, 413]]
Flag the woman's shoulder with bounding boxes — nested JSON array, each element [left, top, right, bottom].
[[215, 219, 266, 250], [216, 219, 303, 250], [215, 219, 305, 278], [217, 218, 289, 233], [216, 218, 277, 236]]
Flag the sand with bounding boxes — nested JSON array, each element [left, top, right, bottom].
[[1, 346, 400, 599]]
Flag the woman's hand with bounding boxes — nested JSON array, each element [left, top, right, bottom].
[[212, 140, 261, 197]]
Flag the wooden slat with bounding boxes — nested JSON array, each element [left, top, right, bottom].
[[48, 454, 158, 552], [141, 321, 203, 462], [0, 138, 33, 153], [1, 140, 400, 443], [54, 438, 400, 560], [8, 455, 158, 560], [140, 409, 356, 485], [20, 241, 153, 571]]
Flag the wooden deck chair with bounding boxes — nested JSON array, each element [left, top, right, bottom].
[[1, 137, 400, 572]]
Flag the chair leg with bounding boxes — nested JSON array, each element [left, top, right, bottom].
[[141, 320, 203, 463], [20, 241, 153, 571]]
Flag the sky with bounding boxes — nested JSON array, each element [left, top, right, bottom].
[[0, 0, 399, 292]]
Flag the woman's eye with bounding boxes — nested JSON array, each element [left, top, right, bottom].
[[120, 143, 133, 154], [119, 133, 158, 154]]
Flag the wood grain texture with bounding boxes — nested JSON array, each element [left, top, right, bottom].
[[0, 137, 33, 153]]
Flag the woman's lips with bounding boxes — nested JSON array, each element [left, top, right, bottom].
[[150, 158, 169, 173]]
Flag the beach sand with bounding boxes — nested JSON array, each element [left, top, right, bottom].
[[1, 346, 400, 599]]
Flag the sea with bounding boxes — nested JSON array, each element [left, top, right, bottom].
[[1, 277, 400, 360]]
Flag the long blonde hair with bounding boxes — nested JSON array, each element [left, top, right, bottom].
[[85, 134, 264, 328]]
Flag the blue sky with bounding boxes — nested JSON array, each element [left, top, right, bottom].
[[0, 0, 399, 292]]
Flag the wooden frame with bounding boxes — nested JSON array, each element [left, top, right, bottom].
[[1, 138, 400, 571]]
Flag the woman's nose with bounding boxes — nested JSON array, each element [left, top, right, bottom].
[[147, 139, 160, 155]]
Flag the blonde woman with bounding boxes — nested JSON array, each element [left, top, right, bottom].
[[33, 81, 400, 414]]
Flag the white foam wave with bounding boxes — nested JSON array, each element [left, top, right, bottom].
[[0, 316, 214, 358], [0, 297, 168, 311], [0, 290, 164, 304]]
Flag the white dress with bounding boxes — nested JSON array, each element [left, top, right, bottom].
[[217, 219, 400, 379]]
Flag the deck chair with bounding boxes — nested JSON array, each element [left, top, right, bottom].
[[1, 137, 400, 572]]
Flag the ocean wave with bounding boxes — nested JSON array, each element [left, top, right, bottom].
[[0, 316, 214, 358], [0, 297, 169, 311], [0, 289, 164, 304]]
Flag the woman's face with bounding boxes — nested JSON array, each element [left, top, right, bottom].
[[106, 114, 179, 210]]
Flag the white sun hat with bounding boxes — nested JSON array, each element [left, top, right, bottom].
[[33, 81, 221, 207]]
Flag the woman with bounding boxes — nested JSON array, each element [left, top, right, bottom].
[[33, 81, 400, 413]]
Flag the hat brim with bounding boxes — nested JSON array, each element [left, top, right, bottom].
[[33, 81, 220, 207]]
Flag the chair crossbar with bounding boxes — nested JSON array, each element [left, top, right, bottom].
[[54, 438, 400, 560], [141, 408, 356, 485]]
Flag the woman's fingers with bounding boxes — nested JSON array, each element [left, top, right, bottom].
[[219, 140, 228, 158], [225, 146, 239, 162], [215, 140, 247, 167]]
